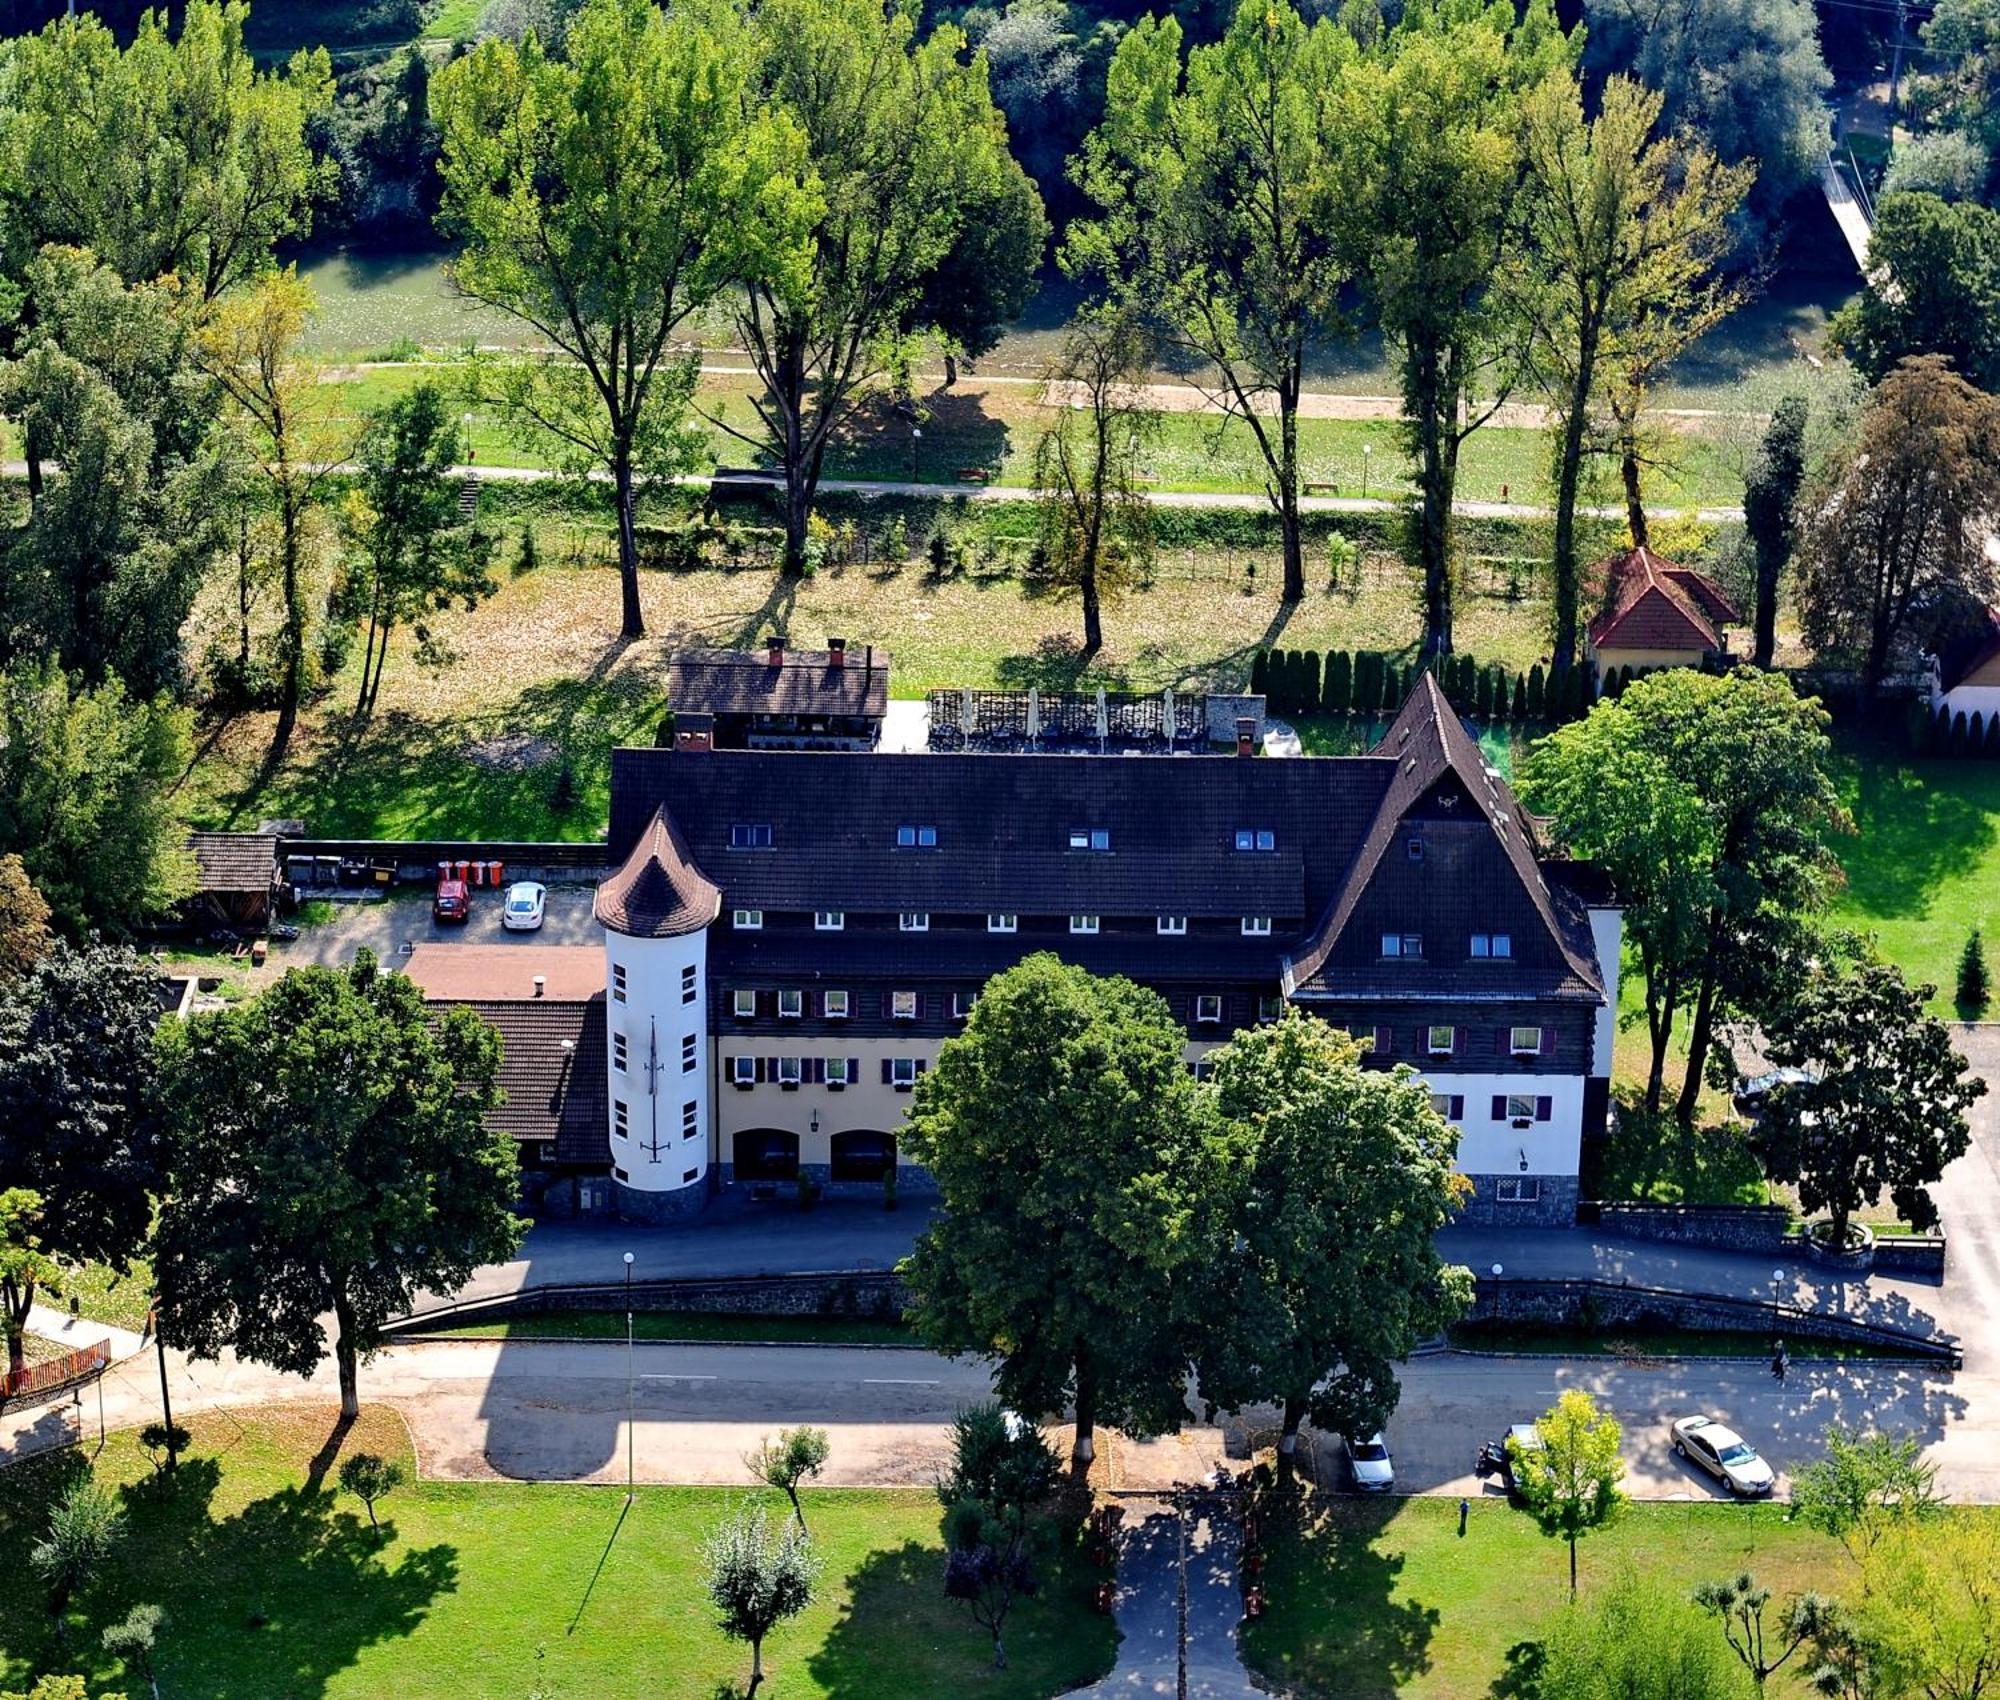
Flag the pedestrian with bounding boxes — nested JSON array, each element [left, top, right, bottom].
[[1458, 1497, 1469, 1538], [1771, 1337, 1788, 1383]]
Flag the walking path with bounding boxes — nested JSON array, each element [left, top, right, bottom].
[[1081, 1495, 1260, 1699], [24, 1304, 146, 1363]]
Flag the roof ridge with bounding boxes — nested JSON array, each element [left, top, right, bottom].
[[594, 805, 723, 938]]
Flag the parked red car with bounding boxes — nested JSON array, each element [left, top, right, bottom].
[[433, 878, 471, 923]]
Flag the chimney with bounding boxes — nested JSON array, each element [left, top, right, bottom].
[[827, 635, 847, 670], [767, 638, 785, 667], [532, 975, 546, 998], [1236, 717, 1257, 757]]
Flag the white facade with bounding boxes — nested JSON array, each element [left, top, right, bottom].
[[602, 923, 711, 1213], [1420, 1073, 1586, 1180], [1588, 905, 1622, 1080]]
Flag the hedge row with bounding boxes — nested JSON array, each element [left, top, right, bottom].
[[1250, 646, 1596, 723], [1932, 705, 2000, 758]]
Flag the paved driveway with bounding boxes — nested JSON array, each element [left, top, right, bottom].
[[285, 883, 604, 969]]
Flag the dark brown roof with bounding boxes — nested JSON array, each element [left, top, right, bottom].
[[665, 647, 890, 718], [186, 832, 278, 894], [607, 747, 1392, 920], [405, 945, 604, 1002], [1587, 547, 1738, 653], [595, 807, 723, 938], [1937, 605, 2000, 692], [1287, 674, 1605, 1002], [443, 995, 607, 1165]]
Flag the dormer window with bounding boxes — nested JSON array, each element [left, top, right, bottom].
[[1070, 915, 1100, 934], [1242, 916, 1273, 936], [896, 825, 938, 848], [729, 824, 774, 849], [1158, 916, 1188, 935], [1234, 829, 1276, 852], [1069, 828, 1111, 852], [815, 911, 844, 931], [900, 912, 929, 932], [734, 909, 763, 930], [987, 914, 1017, 933], [1407, 837, 1424, 862], [1380, 933, 1422, 959], [1471, 933, 1512, 959]]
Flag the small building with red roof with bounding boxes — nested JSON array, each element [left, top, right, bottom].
[[1585, 546, 1740, 683]]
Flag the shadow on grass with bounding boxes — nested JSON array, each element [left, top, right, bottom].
[[806, 1536, 1112, 1700], [1489, 1637, 1546, 1700], [0, 1433, 458, 1698], [825, 388, 1013, 485], [1580, 1092, 1769, 1206], [1835, 741, 2000, 926], [1239, 1496, 1438, 1700]]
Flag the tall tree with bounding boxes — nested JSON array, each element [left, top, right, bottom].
[[1753, 955, 1985, 1249], [0, 664, 193, 936], [729, 0, 1040, 570], [1693, 1573, 1831, 1694], [154, 952, 521, 1419], [433, 0, 806, 637], [1029, 307, 1156, 658], [196, 268, 349, 760], [1522, 667, 1847, 1125], [1830, 194, 2000, 394], [0, 1186, 63, 1383], [1583, 0, 1829, 240], [1514, 74, 1749, 672], [1858, 1515, 2000, 1700], [1742, 394, 1809, 669], [900, 953, 1222, 1472], [1189, 1014, 1472, 1465], [1791, 1423, 1943, 1564], [0, 943, 166, 1378], [0, 245, 230, 696], [0, 856, 50, 983], [1511, 1388, 1626, 1598], [1338, 0, 1575, 656], [0, 1, 331, 301], [343, 381, 493, 720], [1798, 356, 2000, 700], [1067, 0, 1354, 603]]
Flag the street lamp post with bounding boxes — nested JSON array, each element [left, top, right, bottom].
[[1361, 443, 1373, 501], [911, 427, 922, 485], [624, 1251, 636, 1504], [1771, 1267, 1786, 1308]]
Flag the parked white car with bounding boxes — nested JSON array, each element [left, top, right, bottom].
[[1343, 1433, 1394, 1492], [1671, 1414, 1775, 1497], [502, 881, 547, 931]]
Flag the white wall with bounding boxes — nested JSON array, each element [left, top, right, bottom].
[[603, 926, 710, 1194], [1419, 1070, 1586, 1178], [1941, 682, 2000, 719], [1588, 906, 1622, 1080]]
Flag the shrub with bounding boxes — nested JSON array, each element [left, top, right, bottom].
[[1512, 672, 1529, 719], [1527, 663, 1547, 720], [1250, 650, 1270, 696], [1958, 927, 1991, 1016], [1474, 665, 1495, 720], [1323, 650, 1352, 715], [338, 1452, 406, 1536], [1299, 651, 1321, 716]]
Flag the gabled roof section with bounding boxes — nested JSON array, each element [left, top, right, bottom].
[[594, 805, 722, 938], [186, 831, 278, 894], [1587, 546, 1738, 653], [1937, 605, 2000, 692], [1287, 672, 1603, 998], [440, 994, 608, 1165], [664, 646, 890, 718]]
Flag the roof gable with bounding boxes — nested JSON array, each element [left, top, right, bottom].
[[664, 647, 890, 718], [1588, 547, 1737, 653], [595, 807, 723, 938]]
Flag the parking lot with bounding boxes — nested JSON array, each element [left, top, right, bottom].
[[284, 881, 605, 970]]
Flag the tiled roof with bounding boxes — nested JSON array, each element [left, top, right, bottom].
[[607, 747, 1392, 920], [1287, 674, 1605, 1002], [1587, 547, 1738, 653], [664, 647, 890, 717], [186, 832, 277, 894], [595, 807, 723, 938], [404, 945, 604, 1002], [1937, 605, 2000, 692], [442, 995, 607, 1165]]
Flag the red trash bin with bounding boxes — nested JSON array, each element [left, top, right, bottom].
[[489, 860, 505, 887], [455, 859, 471, 883]]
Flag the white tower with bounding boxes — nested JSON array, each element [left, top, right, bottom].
[[594, 808, 720, 1223]]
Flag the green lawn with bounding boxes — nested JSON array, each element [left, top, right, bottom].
[[50, 1258, 156, 1336], [434, 1309, 912, 1346], [1827, 733, 2000, 1015], [1242, 1495, 1864, 1700], [0, 1408, 1113, 1700]]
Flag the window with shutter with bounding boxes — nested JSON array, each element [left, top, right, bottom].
[[1535, 1096, 1553, 1121], [1374, 1025, 1394, 1057], [1541, 1026, 1557, 1057]]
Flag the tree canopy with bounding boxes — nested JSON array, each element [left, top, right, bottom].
[[1512, 1388, 1626, 1597], [154, 952, 522, 1418], [1832, 193, 2000, 394], [899, 953, 1221, 1470], [1190, 1013, 1471, 1460]]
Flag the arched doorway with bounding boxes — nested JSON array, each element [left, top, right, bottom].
[[830, 1129, 896, 1182], [734, 1128, 800, 1182]]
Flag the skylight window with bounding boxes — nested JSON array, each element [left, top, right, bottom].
[[896, 825, 939, 848], [729, 824, 774, 850], [1068, 828, 1111, 852], [1234, 829, 1276, 852]]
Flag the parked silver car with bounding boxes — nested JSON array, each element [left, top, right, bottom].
[[1343, 1433, 1394, 1492], [1671, 1414, 1775, 1496]]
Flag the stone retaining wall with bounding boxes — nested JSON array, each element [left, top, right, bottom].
[[1587, 1202, 1947, 1277], [391, 1270, 908, 1335]]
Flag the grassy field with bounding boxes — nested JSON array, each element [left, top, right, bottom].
[[434, 1310, 912, 1346], [1242, 1495, 1868, 1700], [178, 533, 1562, 840], [1827, 732, 2000, 1015], [50, 1258, 157, 1336], [315, 359, 1749, 509], [0, 1407, 1113, 1700]]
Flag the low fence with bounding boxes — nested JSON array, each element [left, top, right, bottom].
[[385, 1270, 907, 1337], [1470, 1277, 1960, 1366], [1, 1340, 110, 1407]]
